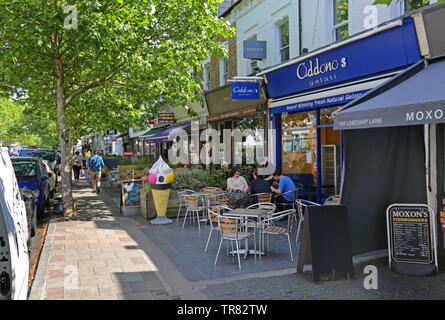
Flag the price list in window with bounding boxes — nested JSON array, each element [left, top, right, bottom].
[[388, 205, 433, 264]]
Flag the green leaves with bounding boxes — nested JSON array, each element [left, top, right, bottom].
[[0, 0, 233, 141]]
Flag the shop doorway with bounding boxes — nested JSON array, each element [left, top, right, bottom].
[[280, 107, 341, 202]]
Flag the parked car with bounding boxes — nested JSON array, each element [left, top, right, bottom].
[[19, 148, 59, 179], [11, 156, 50, 218], [20, 188, 37, 252], [42, 159, 56, 199], [0, 147, 29, 300]]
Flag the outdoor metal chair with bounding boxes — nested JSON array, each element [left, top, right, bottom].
[[182, 194, 207, 230], [295, 199, 321, 244], [244, 202, 277, 229], [204, 207, 230, 253], [323, 195, 340, 205], [259, 209, 296, 262], [201, 187, 223, 193], [274, 188, 299, 210], [105, 171, 121, 190], [214, 215, 256, 270], [218, 192, 231, 207], [176, 189, 195, 221], [250, 192, 273, 204]]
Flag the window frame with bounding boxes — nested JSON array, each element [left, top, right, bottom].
[[219, 41, 229, 86], [278, 19, 290, 63], [332, 0, 349, 42]]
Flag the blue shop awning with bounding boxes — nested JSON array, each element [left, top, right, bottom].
[[334, 59, 445, 130], [145, 123, 191, 144]]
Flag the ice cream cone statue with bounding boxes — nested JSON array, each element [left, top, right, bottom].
[[148, 156, 175, 225]]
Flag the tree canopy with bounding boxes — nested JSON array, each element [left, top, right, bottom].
[[0, 0, 234, 215]]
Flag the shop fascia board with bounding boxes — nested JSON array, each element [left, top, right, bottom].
[[269, 73, 398, 110]]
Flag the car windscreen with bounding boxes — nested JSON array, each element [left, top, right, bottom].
[[20, 149, 55, 162], [12, 160, 38, 179]]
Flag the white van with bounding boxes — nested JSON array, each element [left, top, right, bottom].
[[0, 147, 29, 300]]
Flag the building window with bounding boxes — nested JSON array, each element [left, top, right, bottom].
[[203, 64, 210, 91], [404, 0, 430, 12], [221, 59, 228, 86], [279, 20, 289, 63], [220, 41, 229, 86], [333, 0, 348, 42]]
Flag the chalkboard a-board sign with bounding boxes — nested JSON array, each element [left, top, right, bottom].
[[297, 205, 354, 282], [386, 204, 438, 275], [120, 179, 142, 216]]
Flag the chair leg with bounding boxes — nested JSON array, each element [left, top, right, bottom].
[[196, 211, 201, 230], [235, 240, 241, 270], [182, 211, 189, 230], [244, 238, 248, 260], [287, 233, 294, 262], [205, 228, 213, 253], [214, 237, 224, 266], [296, 219, 302, 244]]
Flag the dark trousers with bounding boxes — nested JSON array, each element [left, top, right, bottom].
[[274, 195, 293, 211], [73, 165, 82, 180]]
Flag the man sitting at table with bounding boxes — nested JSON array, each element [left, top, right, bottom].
[[270, 169, 296, 209]]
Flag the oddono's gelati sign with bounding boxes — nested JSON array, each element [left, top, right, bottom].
[[231, 82, 260, 100]]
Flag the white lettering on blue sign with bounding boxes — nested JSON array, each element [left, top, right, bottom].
[[296, 57, 347, 80]]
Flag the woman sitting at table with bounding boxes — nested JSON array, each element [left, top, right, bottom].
[[227, 167, 249, 208], [227, 167, 248, 194]]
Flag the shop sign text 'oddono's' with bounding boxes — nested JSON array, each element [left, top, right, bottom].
[[265, 18, 420, 99], [232, 82, 260, 100]]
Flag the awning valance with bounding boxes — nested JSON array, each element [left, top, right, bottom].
[[145, 123, 191, 144], [138, 126, 168, 140], [334, 59, 445, 130]]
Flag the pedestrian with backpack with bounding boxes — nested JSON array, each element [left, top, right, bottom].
[[72, 151, 83, 183], [87, 150, 105, 193]]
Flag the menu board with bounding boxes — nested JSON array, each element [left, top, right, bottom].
[[387, 205, 432, 264], [120, 179, 142, 216]]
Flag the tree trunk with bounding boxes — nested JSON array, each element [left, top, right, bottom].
[[56, 57, 75, 216]]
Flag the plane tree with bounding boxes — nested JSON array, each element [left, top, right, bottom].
[[0, 0, 233, 216]]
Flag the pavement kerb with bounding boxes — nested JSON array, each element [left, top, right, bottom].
[[28, 217, 56, 300]]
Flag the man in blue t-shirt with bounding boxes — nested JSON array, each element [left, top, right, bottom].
[[87, 150, 105, 193], [270, 169, 296, 209]]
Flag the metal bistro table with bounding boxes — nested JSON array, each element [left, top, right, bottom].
[[225, 208, 267, 258]]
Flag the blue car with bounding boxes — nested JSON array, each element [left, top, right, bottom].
[[11, 156, 50, 218], [18, 148, 59, 178]]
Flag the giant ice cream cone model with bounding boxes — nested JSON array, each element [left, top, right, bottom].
[[148, 156, 175, 225]]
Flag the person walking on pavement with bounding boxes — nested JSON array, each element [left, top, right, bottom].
[[72, 151, 83, 183], [87, 150, 105, 193]]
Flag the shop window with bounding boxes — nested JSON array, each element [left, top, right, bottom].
[[333, 0, 348, 42], [281, 112, 317, 175], [278, 20, 290, 63], [404, 0, 431, 12]]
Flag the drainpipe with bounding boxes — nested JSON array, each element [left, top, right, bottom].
[[298, 0, 302, 56]]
